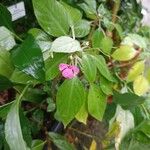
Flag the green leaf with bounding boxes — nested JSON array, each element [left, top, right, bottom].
[[10, 69, 38, 85], [78, 0, 97, 19], [81, 54, 97, 83], [61, 1, 82, 26], [0, 101, 14, 119], [48, 132, 75, 150], [50, 36, 82, 53], [112, 45, 137, 61], [0, 26, 16, 51], [133, 75, 149, 96], [47, 98, 55, 112], [0, 75, 13, 91], [74, 20, 91, 38], [100, 37, 113, 55], [113, 91, 145, 109], [0, 4, 13, 30], [45, 53, 68, 80], [28, 28, 52, 53], [100, 75, 112, 95], [88, 83, 107, 121], [127, 61, 145, 82], [75, 92, 88, 124], [12, 35, 45, 82], [0, 47, 14, 78], [92, 55, 114, 82], [56, 77, 85, 126], [92, 29, 104, 48], [31, 140, 45, 150], [5, 86, 30, 150], [32, 0, 70, 37], [20, 110, 32, 148]]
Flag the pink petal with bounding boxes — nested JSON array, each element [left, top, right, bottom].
[[59, 63, 69, 71], [62, 68, 74, 79], [70, 65, 80, 75]]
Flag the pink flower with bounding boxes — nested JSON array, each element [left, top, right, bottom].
[[59, 63, 80, 79]]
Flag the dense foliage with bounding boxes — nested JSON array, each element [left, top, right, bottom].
[[0, 0, 150, 149]]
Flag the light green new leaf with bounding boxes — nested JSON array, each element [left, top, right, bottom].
[[0, 26, 16, 51], [133, 75, 149, 96], [100, 75, 112, 95], [45, 53, 68, 80], [81, 54, 97, 83], [56, 77, 85, 126], [100, 36, 113, 55], [32, 0, 70, 37], [88, 84, 107, 121], [92, 55, 114, 81], [112, 45, 137, 61], [74, 20, 91, 38], [75, 92, 88, 124], [127, 61, 145, 82], [78, 0, 97, 19], [0, 47, 14, 78], [50, 36, 82, 53], [48, 132, 75, 150], [5, 86, 30, 150]]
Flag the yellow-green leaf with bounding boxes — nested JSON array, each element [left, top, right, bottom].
[[89, 140, 97, 150], [112, 45, 137, 61], [127, 61, 145, 82], [133, 75, 149, 96]]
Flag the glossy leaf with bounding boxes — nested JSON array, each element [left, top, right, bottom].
[[92, 29, 104, 48], [88, 84, 107, 121], [28, 28, 52, 53], [112, 45, 137, 61], [0, 27, 16, 51], [10, 69, 38, 85], [0, 4, 13, 30], [56, 77, 85, 126], [48, 132, 75, 150], [92, 55, 114, 81], [127, 61, 145, 82], [133, 75, 149, 96], [0, 75, 13, 91], [0, 47, 14, 78], [74, 20, 91, 38], [50, 36, 82, 53], [113, 91, 145, 109], [12, 35, 45, 82], [32, 0, 70, 37], [5, 86, 30, 150], [81, 54, 97, 82], [47, 98, 55, 112], [45, 53, 68, 80], [78, 0, 97, 19]]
